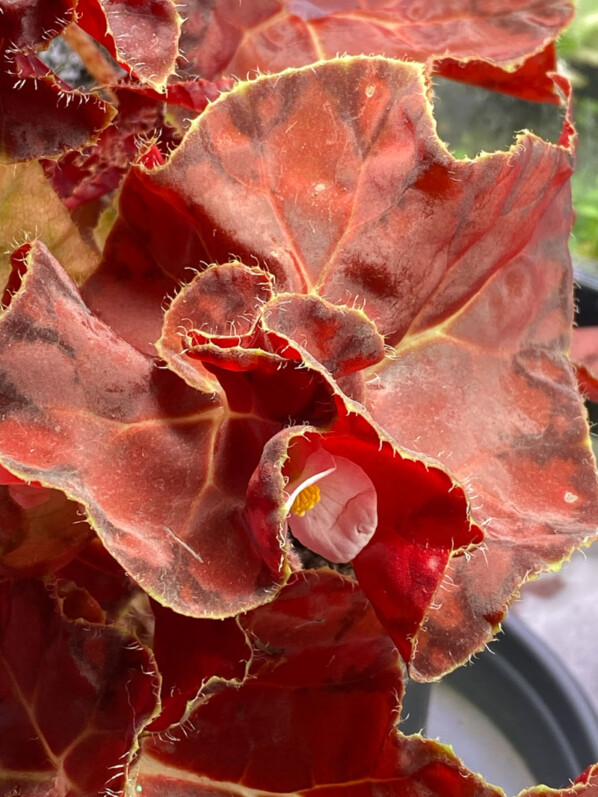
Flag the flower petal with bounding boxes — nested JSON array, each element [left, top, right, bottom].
[[289, 455, 378, 563]]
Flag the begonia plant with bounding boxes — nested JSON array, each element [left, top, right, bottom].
[[1, 1, 598, 795]]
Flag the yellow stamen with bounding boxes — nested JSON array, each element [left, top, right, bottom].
[[290, 483, 321, 517]]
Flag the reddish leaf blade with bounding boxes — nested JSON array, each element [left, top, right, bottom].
[[0, 483, 92, 577], [0, 52, 115, 163], [149, 601, 251, 731], [246, 406, 480, 662], [365, 171, 598, 676], [0, 241, 288, 617], [135, 570, 403, 793], [176, 0, 572, 99], [42, 85, 174, 211], [81, 165, 211, 354], [54, 537, 141, 622], [0, 578, 158, 796], [263, 292, 385, 378], [76, 0, 181, 91], [572, 327, 598, 402], [0, 0, 76, 49], [436, 43, 562, 105]]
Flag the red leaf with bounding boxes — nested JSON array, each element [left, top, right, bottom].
[[176, 0, 572, 100], [42, 85, 174, 210], [149, 600, 251, 731], [133, 571, 504, 796], [436, 43, 562, 105], [0, 0, 76, 50], [246, 406, 480, 662], [136, 570, 403, 793], [0, 482, 93, 577], [263, 292, 385, 378], [572, 326, 598, 402], [0, 578, 159, 796], [0, 51, 115, 163], [91, 57, 596, 676], [53, 537, 140, 621], [76, 0, 181, 91], [0, 242, 355, 618]]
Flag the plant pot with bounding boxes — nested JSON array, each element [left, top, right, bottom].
[[400, 615, 598, 791]]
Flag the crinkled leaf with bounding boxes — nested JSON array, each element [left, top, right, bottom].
[[0, 482, 92, 577], [76, 0, 181, 91], [135, 570, 403, 793], [133, 571, 503, 796], [0, 578, 159, 796], [0, 51, 115, 163], [0, 0, 76, 50], [42, 86, 173, 211], [149, 601, 251, 731], [96, 57, 597, 676], [246, 406, 480, 662], [262, 292, 385, 378], [0, 242, 347, 617], [53, 537, 141, 622], [176, 0, 572, 100], [572, 326, 598, 402], [0, 160, 99, 292]]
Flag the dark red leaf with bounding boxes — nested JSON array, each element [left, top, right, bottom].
[[176, 0, 572, 100], [42, 85, 173, 210], [135, 570, 403, 793], [76, 0, 181, 91], [0, 0, 76, 50], [572, 327, 598, 402], [0, 51, 115, 163], [0, 578, 159, 796], [0, 242, 338, 618], [149, 600, 251, 731], [91, 57, 596, 676], [0, 482, 92, 577], [134, 571, 504, 796], [53, 537, 140, 622], [81, 165, 210, 354]]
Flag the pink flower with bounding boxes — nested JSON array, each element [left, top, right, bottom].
[[284, 447, 378, 563]]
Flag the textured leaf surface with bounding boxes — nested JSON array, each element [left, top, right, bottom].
[[246, 409, 480, 662], [42, 86, 172, 211], [89, 57, 598, 676], [136, 570, 403, 793], [0, 161, 99, 293], [0, 0, 76, 49], [572, 327, 598, 402], [176, 0, 572, 99], [0, 578, 158, 796], [54, 537, 142, 622], [134, 571, 503, 796], [149, 601, 251, 731], [76, 0, 181, 90], [0, 52, 115, 163], [0, 242, 290, 618], [0, 482, 92, 577]]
